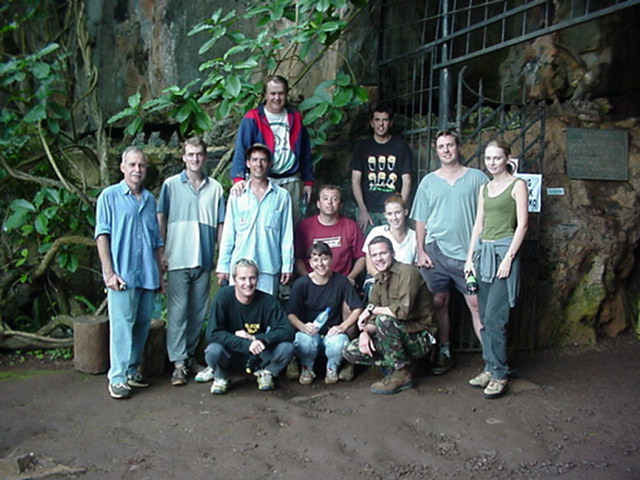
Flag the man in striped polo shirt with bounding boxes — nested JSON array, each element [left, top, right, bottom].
[[157, 137, 226, 386]]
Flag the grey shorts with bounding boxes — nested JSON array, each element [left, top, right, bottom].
[[419, 241, 469, 295]]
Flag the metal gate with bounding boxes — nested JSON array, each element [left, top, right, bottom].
[[378, 0, 640, 351]]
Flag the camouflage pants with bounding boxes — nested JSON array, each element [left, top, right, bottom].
[[343, 315, 434, 370]]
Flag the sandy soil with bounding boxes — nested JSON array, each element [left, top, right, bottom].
[[1, 334, 639, 480]]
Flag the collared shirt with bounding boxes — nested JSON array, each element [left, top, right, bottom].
[[370, 261, 436, 335], [157, 170, 225, 271], [216, 180, 294, 275], [95, 180, 162, 289]]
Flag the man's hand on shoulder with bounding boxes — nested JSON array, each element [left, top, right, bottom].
[[230, 180, 246, 197]]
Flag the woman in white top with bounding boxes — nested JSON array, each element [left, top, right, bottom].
[[363, 194, 417, 278]]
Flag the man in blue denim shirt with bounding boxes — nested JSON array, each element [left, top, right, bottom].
[[216, 143, 294, 296], [95, 147, 164, 400]]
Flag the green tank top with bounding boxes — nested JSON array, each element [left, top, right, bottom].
[[481, 179, 518, 241]]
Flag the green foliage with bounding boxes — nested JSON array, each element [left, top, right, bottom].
[[0, 42, 71, 149], [3, 186, 97, 278], [108, 80, 213, 138], [109, 0, 368, 159]]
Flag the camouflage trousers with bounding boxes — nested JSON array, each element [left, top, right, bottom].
[[343, 315, 435, 370]]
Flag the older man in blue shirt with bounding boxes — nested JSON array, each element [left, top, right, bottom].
[[96, 146, 164, 400], [216, 143, 294, 297]]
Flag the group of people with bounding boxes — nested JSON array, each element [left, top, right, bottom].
[[95, 74, 528, 402]]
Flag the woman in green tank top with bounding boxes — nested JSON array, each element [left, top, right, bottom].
[[463, 140, 529, 400]]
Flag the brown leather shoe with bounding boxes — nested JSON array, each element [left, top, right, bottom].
[[370, 367, 413, 395]]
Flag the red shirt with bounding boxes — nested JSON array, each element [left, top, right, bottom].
[[294, 216, 364, 276]]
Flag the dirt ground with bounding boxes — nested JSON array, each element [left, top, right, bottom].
[[1, 334, 639, 480]]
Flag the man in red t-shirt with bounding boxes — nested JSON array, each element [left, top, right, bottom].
[[295, 185, 365, 286]]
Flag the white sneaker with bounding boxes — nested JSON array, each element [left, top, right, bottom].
[[210, 377, 229, 395], [256, 369, 274, 391], [195, 366, 214, 383]]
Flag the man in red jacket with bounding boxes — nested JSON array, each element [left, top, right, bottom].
[[230, 75, 313, 223]]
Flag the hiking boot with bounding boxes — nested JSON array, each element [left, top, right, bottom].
[[370, 368, 413, 395], [255, 369, 275, 391], [325, 368, 339, 384], [299, 366, 316, 385], [108, 382, 131, 399], [171, 365, 188, 386], [285, 357, 300, 380], [210, 377, 229, 395], [185, 357, 205, 374], [195, 366, 214, 383], [430, 352, 454, 376], [484, 378, 508, 399], [126, 371, 150, 388], [338, 363, 355, 382], [469, 371, 491, 389]]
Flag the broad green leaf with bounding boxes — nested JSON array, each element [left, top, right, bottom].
[[174, 103, 191, 123], [24, 104, 46, 123], [35, 215, 49, 235], [124, 117, 143, 137], [299, 96, 323, 110], [328, 108, 343, 124], [10, 199, 36, 212], [335, 71, 351, 86], [4, 210, 30, 230], [303, 103, 328, 125], [32, 62, 50, 79], [333, 88, 352, 107], [127, 92, 141, 108], [355, 86, 369, 102], [33, 43, 59, 58], [224, 75, 242, 98], [108, 108, 135, 124], [46, 118, 60, 135], [217, 97, 231, 119], [66, 254, 79, 273]]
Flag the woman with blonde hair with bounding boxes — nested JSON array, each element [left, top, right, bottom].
[[464, 140, 528, 399]]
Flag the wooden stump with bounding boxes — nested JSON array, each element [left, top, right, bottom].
[[73, 315, 109, 374], [141, 318, 168, 378]]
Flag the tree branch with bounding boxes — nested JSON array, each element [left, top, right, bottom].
[[33, 235, 95, 278]]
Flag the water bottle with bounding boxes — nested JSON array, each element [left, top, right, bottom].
[[312, 307, 331, 332], [466, 274, 478, 294]]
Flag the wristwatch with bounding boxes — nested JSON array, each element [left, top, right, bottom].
[[366, 303, 375, 313]]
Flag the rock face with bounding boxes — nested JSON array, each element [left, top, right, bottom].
[[535, 115, 640, 345]]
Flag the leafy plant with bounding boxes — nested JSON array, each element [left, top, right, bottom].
[[109, 0, 369, 160]]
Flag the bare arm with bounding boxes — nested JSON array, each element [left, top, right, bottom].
[[157, 212, 169, 271], [415, 220, 433, 268], [351, 170, 372, 230], [288, 313, 317, 336], [96, 234, 126, 291], [347, 257, 366, 285], [496, 179, 529, 278], [464, 186, 485, 276], [400, 173, 412, 208], [327, 305, 363, 337], [295, 258, 308, 277]]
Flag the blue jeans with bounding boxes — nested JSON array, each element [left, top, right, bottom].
[[107, 288, 154, 384], [166, 267, 210, 365], [477, 276, 510, 380], [293, 331, 349, 371], [204, 342, 294, 380]]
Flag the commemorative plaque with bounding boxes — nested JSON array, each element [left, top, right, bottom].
[[566, 128, 628, 181]]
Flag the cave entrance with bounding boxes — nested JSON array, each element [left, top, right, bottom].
[[376, 0, 640, 351]]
